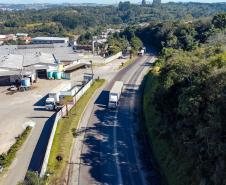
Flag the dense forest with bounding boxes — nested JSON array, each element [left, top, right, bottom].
[[0, 2, 225, 36], [143, 13, 226, 185]]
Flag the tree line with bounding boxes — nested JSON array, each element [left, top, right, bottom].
[[135, 13, 226, 51], [0, 2, 225, 36], [143, 12, 226, 185]]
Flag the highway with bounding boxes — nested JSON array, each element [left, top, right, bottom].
[[68, 54, 159, 185]]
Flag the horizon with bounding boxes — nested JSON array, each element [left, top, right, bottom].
[[1, 0, 226, 5]]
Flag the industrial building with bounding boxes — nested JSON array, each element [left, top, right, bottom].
[[0, 52, 59, 85], [0, 44, 95, 85], [32, 37, 69, 44]]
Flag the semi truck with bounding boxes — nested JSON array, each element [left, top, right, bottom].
[[45, 83, 71, 110], [108, 81, 124, 109]]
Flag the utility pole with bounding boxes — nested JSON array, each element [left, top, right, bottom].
[[90, 60, 94, 79]]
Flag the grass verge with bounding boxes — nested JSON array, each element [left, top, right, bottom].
[[46, 79, 105, 184], [143, 69, 192, 185], [0, 126, 32, 171]]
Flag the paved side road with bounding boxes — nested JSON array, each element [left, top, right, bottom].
[[67, 54, 158, 185], [0, 111, 55, 185]]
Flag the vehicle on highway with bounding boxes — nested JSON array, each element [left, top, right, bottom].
[[138, 49, 145, 56], [108, 81, 123, 109]]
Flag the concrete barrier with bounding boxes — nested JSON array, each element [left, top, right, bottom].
[[104, 52, 122, 64], [40, 79, 93, 177]]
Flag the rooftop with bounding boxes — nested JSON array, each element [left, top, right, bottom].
[[23, 52, 56, 66], [0, 44, 73, 56], [16, 33, 28, 37], [0, 54, 23, 70], [0, 52, 57, 70], [0, 44, 82, 62], [32, 37, 69, 41], [0, 68, 33, 77]]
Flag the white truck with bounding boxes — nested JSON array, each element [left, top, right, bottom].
[[108, 81, 124, 109], [138, 49, 145, 56], [45, 83, 71, 110]]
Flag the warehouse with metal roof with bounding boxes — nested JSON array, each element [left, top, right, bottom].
[[0, 52, 59, 84], [32, 37, 69, 44]]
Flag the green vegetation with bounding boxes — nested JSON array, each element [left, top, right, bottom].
[[18, 171, 45, 185], [0, 2, 225, 36], [77, 31, 93, 45], [135, 13, 226, 51], [143, 12, 226, 185], [0, 126, 31, 170], [107, 34, 129, 55], [106, 29, 143, 56], [46, 79, 105, 185]]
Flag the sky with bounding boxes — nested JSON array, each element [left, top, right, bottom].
[[1, 0, 226, 4]]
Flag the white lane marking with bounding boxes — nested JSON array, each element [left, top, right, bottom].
[[113, 109, 123, 185]]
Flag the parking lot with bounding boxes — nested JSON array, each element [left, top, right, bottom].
[[0, 79, 64, 154], [0, 57, 125, 155]]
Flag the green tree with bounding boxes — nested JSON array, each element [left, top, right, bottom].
[[212, 13, 226, 29], [145, 45, 226, 185], [130, 36, 143, 51], [118, 1, 131, 11], [77, 32, 93, 45]]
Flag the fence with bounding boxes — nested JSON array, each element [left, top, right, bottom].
[[104, 51, 122, 63], [40, 79, 93, 177]]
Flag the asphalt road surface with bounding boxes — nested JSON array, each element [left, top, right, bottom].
[[70, 54, 159, 185]]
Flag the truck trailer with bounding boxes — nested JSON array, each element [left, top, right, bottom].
[[108, 81, 124, 109], [45, 83, 71, 110]]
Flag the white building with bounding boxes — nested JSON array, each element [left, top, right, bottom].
[[32, 37, 69, 44], [0, 35, 6, 41], [16, 33, 29, 37]]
